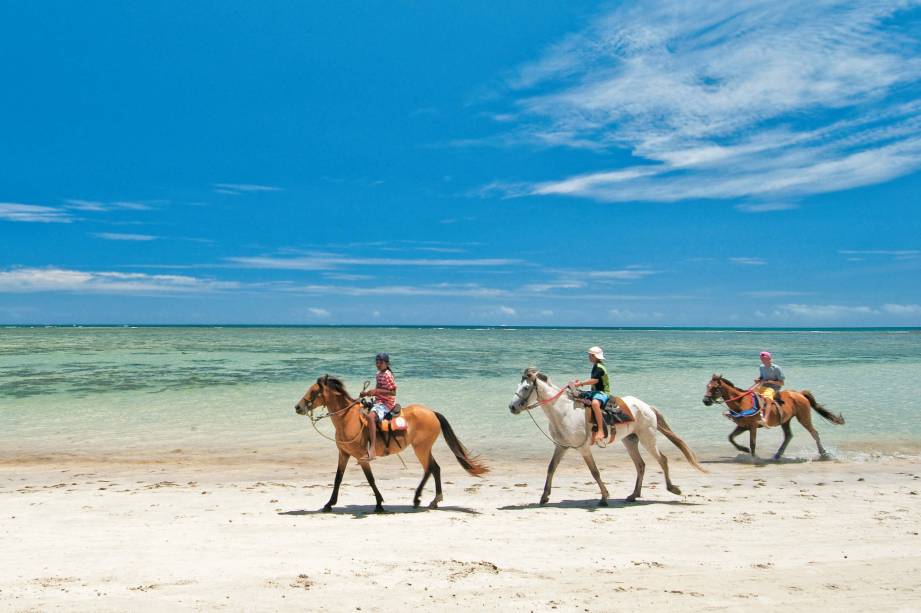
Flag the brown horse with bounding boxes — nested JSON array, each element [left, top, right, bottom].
[[295, 375, 488, 512], [702, 374, 845, 460]]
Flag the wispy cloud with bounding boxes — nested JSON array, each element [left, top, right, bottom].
[[283, 283, 508, 297], [498, 306, 517, 316], [490, 1, 921, 204], [730, 257, 767, 266], [212, 183, 283, 196], [735, 202, 799, 213], [227, 254, 521, 270], [307, 307, 330, 318], [0, 268, 238, 294], [0, 203, 71, 223], [773, 303, 876, 319], [64, 199, 155, 212], [882, 303, 921, 315], [839, 249, 920, 258], [93, 232, 157, 241]]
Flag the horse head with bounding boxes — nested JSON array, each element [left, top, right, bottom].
[[702, 373, 724, 406], [509, 367, 548, 414], [295, 374, 352, 416]]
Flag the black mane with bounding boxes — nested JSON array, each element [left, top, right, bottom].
[[318, 375, 355, 401]]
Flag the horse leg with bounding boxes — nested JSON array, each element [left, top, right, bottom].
[[358, 460, 385, 512], [795, 405, 830, 458], [323, 450, 349, 512], [774, 421, 793, 460], [621, 434, 645, 502], [638, 430, 680, 496], [578, 446, 609, 506], [540, 446, 567, 505], [728, 426, 749, 453], [428, 458, 443, 509], [749, 426, 758, 460], [412, 444, 433, 508]]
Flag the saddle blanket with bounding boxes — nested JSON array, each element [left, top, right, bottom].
[[379, 415, 407, 432]]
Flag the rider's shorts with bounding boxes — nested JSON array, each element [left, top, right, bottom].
[[759, 386, 778, 401], [369, 403, 391, 421], [579, 390, 610, 406]]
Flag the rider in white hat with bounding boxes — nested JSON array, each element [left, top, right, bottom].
[[570, 346, 612, 444]]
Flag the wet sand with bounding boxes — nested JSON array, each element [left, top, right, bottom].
[[2, 444, 920, 612]]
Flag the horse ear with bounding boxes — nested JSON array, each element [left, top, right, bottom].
[[537, 373, 549, 383]]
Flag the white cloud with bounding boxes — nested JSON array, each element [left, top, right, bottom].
[[498, 306, 517, 316], [0, 267, 238, 294], [839, 249, 920, 258], [228, 255, 520, 269], [586, 268, 658, 280], [284, 283, 508, 297], [609, 308, 664, 321], [774, 303, 876, 319], [308, 308, 330, 318], [0, 203, 71, 223], [93, 233, 157, 241], [492, 1, 921, 204], [735, 202, 799, 213], [882, 303, 921, 315], [213, 183, 283, 195], [730, 257, 767, 266]]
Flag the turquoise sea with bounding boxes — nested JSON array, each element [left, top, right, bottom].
[[2, 326, 920, 463]]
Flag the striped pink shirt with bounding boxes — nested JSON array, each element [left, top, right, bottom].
[[375, 369, 397, 409]]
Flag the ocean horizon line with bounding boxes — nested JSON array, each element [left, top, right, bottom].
[[2, 323, 919, 332]]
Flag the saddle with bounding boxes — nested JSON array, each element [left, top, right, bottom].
[[374, 404, 406, 448], [577, 396, 635, 437]]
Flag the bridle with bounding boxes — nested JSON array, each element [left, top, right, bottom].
[[705, 377, 756, 406], [514, 373, 592, 449], [300, 381, 365, 445]]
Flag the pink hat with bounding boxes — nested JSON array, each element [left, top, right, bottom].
[[760, 351, 772, 359]]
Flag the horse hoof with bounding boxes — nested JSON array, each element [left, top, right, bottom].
[[375, 505, 385, 513], [413, 499, 421, 508], [598, 499, 608, 507], [667, 485, 682, 495], [321, 505, 333, 513], [625, 495, 638, 503], [819, 453, 832, 461]]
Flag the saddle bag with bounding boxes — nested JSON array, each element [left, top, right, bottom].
[[602, 397, 635, 425]]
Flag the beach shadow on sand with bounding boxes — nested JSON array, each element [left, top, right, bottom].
[[279, 504, 480, 518], [702, 454, 812, 466], [498, 498, 701, 512]]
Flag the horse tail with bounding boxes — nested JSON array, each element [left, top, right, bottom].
[[651, 406, 707, 473], [801, 390, 845, 425], [435, 412, 489, 476]]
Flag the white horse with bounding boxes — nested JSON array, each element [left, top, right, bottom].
[[508, 368, 705, 505]]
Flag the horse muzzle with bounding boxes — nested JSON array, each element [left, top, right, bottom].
[[508, 402, 522, 415], [295, 402, 311, 416], [701, 396, 713, 406]]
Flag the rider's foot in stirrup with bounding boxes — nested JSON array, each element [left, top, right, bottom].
[[592, 432, 605, 445]]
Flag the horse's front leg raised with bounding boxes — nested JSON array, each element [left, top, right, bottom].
[[728, 425, 749, 453], [358, 460, 385, 512], [539, 446, 567, 505], [578, 446, 609, 506], [323, 449, 350, 512]]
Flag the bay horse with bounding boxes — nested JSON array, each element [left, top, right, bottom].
[[295, 375, 488, 512], [701, 374, 845, 461], [508, 368, 705, 506]]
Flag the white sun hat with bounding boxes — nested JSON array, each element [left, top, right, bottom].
[[587, 346, 605, 360]]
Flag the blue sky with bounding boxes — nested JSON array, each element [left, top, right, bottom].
[[1, 1, 920, 326]]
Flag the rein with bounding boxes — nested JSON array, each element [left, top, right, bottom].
[[521, 381, 592, 449], [711, 382, 757, 405], [307, 397, 366, 446]]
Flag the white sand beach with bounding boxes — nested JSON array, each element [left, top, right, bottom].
[[2, 447, 919, 612]]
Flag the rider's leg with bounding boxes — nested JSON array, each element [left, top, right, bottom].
[[591, 399, 605, 443], [367, 411, 378, 459]]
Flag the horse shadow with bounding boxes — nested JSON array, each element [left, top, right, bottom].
[[498, 498, 702, 512], [701, 454, 812, 466], [279, 503, 480, 518]]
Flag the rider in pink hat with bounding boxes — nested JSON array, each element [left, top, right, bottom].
[[755, 351, 784, 414]]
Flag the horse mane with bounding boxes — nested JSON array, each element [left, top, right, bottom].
[[719, 376, 738, 389], [318, 375, 355, 402], [522, 367, 549, 383]]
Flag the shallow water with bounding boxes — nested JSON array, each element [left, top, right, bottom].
[[2, 327, 919, 461]]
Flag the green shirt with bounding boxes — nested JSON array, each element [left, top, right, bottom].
[[591, 362, 611, 394]]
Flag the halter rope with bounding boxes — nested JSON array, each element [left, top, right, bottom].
[[520, 379, 592, 449]]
